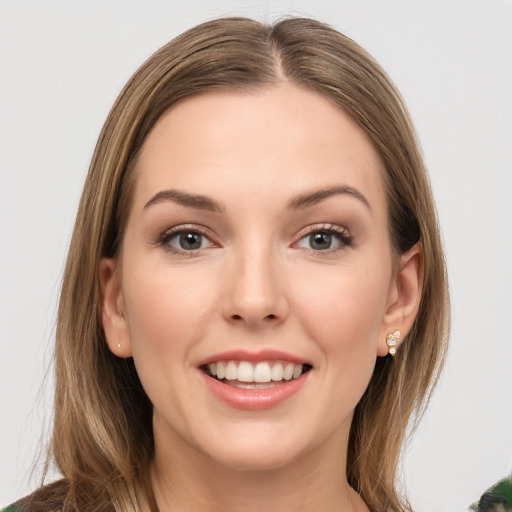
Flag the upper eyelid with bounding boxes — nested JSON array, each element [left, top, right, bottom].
[[155, 224, 218, 246], [292, 223, 353, 250], [294, 223, 350, 238], [160, 224, 214, 237]]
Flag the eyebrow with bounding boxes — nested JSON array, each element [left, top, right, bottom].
[[143, 189, 224, 213], [287, 185, 371, 211], [143, 184, 371, 214]]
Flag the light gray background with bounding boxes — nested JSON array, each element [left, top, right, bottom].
[[1, 1, 511, 511]]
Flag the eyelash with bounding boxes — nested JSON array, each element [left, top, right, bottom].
[[154, 223, 353, 256], [295, 224, 354, 253], [155, 225, 216, 255]]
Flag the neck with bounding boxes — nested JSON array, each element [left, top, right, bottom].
[[149, 426, 368, 512]]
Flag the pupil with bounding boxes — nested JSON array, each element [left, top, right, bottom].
[[310, 232, 331, 250], [180, 232, 202, 250]]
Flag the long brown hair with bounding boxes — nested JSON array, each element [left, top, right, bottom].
[[42, 16, 449, 512]]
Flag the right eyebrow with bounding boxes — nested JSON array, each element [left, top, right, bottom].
[[143, 189, 224, 213]]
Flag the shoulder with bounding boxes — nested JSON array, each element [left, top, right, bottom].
[[1, 505, 24, 512], [2, 479, 117, 512], [2, 480, 70, 512], [471, 474, 512, 511]]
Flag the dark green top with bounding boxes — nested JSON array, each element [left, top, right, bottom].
[[1, 506, 25, 512], [1, 500, 29, 512], [471, 475, 512, 511], [3, 475, 512, 511]]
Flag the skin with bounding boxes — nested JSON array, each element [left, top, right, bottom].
[[100, 83, 422, 512]]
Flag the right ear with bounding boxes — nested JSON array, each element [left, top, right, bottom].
[[99, 258, 133, 358]]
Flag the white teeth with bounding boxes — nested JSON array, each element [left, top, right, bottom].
[[226, 361, 238, 380], [216, 361, 226, 379], [271, 362, 284, 381], [206, 360, 307, 383], [283, 363, 294, 380], [237, 361, 254, 382], [253, 362, 272, 383]]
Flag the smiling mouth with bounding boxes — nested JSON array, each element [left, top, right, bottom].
[[201, 360, 313, 389]]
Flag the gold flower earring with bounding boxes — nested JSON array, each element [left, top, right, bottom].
[[386, 331, 400, 356]]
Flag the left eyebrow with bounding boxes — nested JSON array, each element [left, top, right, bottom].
[[287, 185, 371, 212]]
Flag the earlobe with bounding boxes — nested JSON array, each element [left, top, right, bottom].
[[377, 243, 423, 357], [99, 257, 133, 358]]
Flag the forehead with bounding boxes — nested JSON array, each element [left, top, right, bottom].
[[132, 84, 385, 213]]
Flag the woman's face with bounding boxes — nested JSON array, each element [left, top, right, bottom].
[[101, 84, 418, 472]]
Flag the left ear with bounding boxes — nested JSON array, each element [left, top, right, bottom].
[[377, 242, 423, 357]]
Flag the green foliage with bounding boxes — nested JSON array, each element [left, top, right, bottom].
[[471, 475, 512, 512]]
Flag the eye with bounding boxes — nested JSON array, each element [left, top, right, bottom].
[[296, 225, 353, 252], [158, 228, 215, 254], [172, 232, 206, 250]]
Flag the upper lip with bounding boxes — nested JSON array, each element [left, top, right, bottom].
[[197, 349, 311, 367]]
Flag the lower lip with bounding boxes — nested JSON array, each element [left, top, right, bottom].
[[200, 371, 309, 411]]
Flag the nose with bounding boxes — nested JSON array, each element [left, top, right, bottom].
[[222, 243, 288, 328]]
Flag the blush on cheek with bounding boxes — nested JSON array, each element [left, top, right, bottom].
[[296, 270, 387, 334], [125, 269, 216, 351]]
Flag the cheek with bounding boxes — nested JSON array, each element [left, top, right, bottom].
[[122, 261, 219, 358], [291, 262, 391, 358]]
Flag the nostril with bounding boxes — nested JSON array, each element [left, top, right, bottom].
[[230, 313, 277, 322]]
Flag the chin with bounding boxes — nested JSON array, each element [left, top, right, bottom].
[[213, 446, 302, 473], [197, 425, 317, 473]]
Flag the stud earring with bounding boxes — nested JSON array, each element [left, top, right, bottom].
[[117, 342, 121, 349], [386, 330, 400, 356]]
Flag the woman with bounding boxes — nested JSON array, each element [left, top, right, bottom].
[[4, 16, 449, 512]]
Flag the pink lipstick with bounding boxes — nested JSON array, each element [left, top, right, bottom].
[[198, 349, 312, 410]]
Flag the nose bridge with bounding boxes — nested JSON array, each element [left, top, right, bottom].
[[223, 235, 287, 326]]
